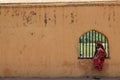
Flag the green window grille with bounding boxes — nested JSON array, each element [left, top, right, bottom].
[[78, 30, 109, 59]]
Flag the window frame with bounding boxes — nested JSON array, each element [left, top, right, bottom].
[[78, 30, 110, 59]]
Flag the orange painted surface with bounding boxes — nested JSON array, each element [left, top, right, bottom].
[[0, 4, 120, 77]]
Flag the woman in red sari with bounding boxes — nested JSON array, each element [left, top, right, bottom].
[[93, 41, 106, 71]]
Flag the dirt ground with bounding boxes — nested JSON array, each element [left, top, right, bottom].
[[0, 77, 120, 80]]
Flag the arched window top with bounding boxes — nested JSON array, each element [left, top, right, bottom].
[[78, 29, 109, 59]]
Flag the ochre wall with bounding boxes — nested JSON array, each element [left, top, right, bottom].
[[0, 4, 120, 77]]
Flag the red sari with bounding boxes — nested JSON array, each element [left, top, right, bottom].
[[93, 48, 105, 71]]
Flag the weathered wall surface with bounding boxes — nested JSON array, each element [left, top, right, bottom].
[[0, 4, 120, 77]]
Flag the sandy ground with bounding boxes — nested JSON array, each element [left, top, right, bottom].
[[0, 77, 120, 80]]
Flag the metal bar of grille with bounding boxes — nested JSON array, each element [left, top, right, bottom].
[[89, 31, 90, 58], [101, 34, 103, 43], [104, 36, 107, 58], [103, 36, 105, 48], [92, 30, 93, 57], [98, 32, 99, 41], [100, 33, 102, 42], [86, 33, 87, 58], [83, 35, 84, 58], [95, 31, 96, 57], [79, 38, 81, 57], [95, 31, 96, 43]]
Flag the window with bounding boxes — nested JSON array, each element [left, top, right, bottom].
[[78, 30, 109, 59]]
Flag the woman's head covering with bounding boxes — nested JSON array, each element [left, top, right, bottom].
[[96, 41, 105, 52], [96, 41, 102, 45]]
